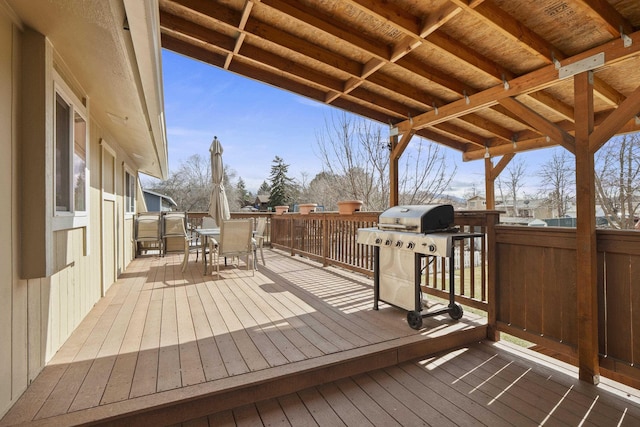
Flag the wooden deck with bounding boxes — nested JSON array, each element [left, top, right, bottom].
[[1, 249, 638, 426], [174, 340, 640, 427]]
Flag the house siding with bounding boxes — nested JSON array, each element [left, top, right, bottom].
[[0, 13, 138, 417]]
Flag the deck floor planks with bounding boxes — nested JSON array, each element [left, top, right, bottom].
[[157, 281, 182, 392], [227, 274, 308, 364], [350, 372, 432, 426], [232, 403, 263, 427], [205, 278, 271, 372], [400, 357, 518, 426], [129, 287, 163, 398], [239, 270, 341, 356], [193, 281, 249, 377], [435, 347, 576, 425], [315, 381, 375, 427], [253, 398, 291, 426], [381, 364, 482, 426], [296, 387, 345, 426], [69, 267, 148, 411], [216, 275, 290, 368], [257, 264, 368, 352], [366, 368, 454, 426], [236, 273, 324, 360], [175, 282, 206, 387], [332, 376, 400, 426], [277, 392, 319, 427], [186, 274, 228, 382], [474, 341, 640, 425], [101, 283, 153, 404], [450, 346, 607, 425]]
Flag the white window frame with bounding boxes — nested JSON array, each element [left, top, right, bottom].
[[52, 71, 89, 231], [123, 165, 136, 218]]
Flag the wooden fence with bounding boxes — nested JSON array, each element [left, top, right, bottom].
[[494, 226, 640, 388]]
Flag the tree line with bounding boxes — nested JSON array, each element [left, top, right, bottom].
[[145, 112, 640, 230]]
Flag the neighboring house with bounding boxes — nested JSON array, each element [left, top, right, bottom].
[[466, 195, 486, 210], [0, 1, 167, 417], [255, 194, 270, 211], [143, 189, 177, 212]]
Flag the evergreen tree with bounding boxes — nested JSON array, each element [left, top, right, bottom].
[[236, 177, 250, 207], [258, 180, 271, 195], [268, 156, 295, 208]]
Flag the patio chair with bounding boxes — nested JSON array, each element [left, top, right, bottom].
[[253, 217, 267, 267], [212, 218, 254, 275], [162, 212, 192, 272], [134, 212, 162, 256]]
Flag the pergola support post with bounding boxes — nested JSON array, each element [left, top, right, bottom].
[[389, 134, 400, 207], [574, 70, 600, 385]]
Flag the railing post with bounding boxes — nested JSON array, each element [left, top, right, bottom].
[[289, 215, 295, 256], [322, 213, 329, 267], [486, 211, 500, 341]]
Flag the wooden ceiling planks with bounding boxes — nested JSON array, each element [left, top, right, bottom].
[[159, 0, 640, 161]]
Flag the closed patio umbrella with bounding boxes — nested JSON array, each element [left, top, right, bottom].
[[208, 136, 230, 226]]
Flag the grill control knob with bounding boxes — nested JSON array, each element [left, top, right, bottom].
[[385, 239, 392, 246], [375, 238, 382, 245], [407, 242, 415, 249], [429, 244, 436, 252], [395, 241, 403, 248]]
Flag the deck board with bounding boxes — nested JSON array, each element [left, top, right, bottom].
[[8, 248, 638, 426]]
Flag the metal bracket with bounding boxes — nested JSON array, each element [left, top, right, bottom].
[[621, 27, 632, 48], [558, 52, 604, 79], [432, 102, 438, 115], [463, 90, 470, 105], [635, 116, 640, 126], [551, 52, 562, 70], [502, 74, 510, 90]]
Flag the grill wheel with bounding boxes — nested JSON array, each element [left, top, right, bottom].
[[407, 311, 422, 330]]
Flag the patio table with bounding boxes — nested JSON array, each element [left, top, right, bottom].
[[194, 228, 220, 275]]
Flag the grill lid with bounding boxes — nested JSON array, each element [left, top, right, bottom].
[[378, 204, 454, 233]]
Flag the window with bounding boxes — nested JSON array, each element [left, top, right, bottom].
[[53, 73, 89, 233], [125, 171, 136, 213]]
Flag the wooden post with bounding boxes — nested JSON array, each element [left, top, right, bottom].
[[574, 70, 600, 384], [485, 211, 500, 341], [389, 134, 399, 207], [484, 157, 495, 210]]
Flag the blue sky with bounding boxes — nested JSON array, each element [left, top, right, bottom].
[[160, 49, 551, 197]]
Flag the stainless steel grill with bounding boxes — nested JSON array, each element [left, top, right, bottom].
[[357, 205, 481, 329]]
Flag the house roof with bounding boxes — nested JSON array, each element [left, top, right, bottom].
[[143, 189, 178, 207], [7, 0, 169, 179], [158, 0, 640, 164], [255, 194, 270, 203]]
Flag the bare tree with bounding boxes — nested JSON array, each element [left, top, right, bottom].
[[315, 111, 456, 210], [595, 134, 640, 229], [398, 138, 456, 205], [537, 149, 574, 217], [146, 153, 241, 212], [315, 112, 386, 209], [497, 157, 527, 217]]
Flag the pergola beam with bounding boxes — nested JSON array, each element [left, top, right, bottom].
[[498, 97, 575, 153], [395, 30, 640, 135]]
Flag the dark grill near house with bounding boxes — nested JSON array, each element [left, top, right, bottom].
[[357, 205, 482, 330]]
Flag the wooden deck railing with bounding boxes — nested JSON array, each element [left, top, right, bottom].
[[270, 211, 496, 310], [494, 225, 640, 388]]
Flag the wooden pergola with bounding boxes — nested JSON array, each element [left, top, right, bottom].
[[158, 0, 640, 384]]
